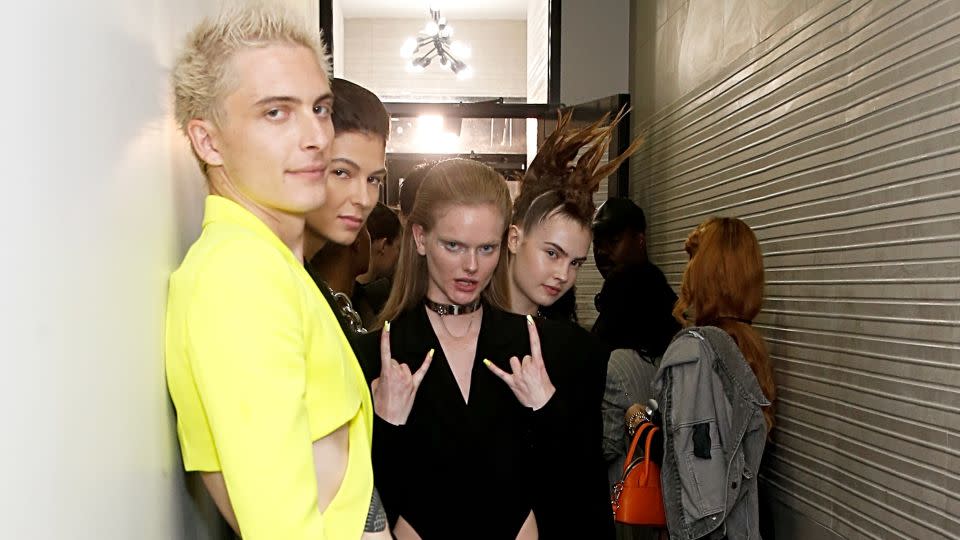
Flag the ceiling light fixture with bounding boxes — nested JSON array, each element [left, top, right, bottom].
[[400, 8, 473, 79]]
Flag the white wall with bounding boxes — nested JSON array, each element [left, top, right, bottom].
[[343, 18, 527, 100], [0, 0, 318, 537], [561, 0, 629, 105], [332, 0, 345, 77], [527, 0, 549, 104], [526, 0, 549, 164]]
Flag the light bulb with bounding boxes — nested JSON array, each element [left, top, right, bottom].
[[400, 38, 417, 59], [425, 21, 439, 35], [451, 41, 471, 59], [456, 66, 474, 80]]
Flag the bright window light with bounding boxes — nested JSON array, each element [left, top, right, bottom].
[[415, 115, 460, 153]]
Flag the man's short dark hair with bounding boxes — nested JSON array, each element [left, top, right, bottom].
[[399, 160, 438, 217], [366, 203, 401, 243], [331, 78, 390, 142], [592, 197, 647, 238]]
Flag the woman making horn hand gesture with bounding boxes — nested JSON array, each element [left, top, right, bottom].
[[483, 314, 555, 410], [356, 159, 613, 539]]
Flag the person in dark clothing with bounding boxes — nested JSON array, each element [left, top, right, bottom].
[[307, 226, 371, 335], [504, 109, 646, 539], [592, 199, 678, 540], [591, 198, 680, 355], [355, 158, 608, 539], [302, 77, 390, 336], [354, 203, 402, 326]]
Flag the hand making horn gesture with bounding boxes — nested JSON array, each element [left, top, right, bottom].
[[484, 315, 556, 410], [371, 321, 434, 426]]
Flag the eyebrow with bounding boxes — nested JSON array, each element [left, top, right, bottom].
[[546, 241, 588, 263], [545, 242, 569, 257], [439, 237, 501, 247], [330, 157, 387, 177], [253, 92, 334, 108]]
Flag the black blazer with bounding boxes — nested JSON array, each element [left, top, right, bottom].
[[356, 304, 613, 540]]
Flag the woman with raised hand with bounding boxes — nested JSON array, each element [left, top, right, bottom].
[[357, 158, 603, 539], [503, 109, 645, 539]]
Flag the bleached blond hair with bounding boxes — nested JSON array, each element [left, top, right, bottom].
[[172, 3, 330, 137]]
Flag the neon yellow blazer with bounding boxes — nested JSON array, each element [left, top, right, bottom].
[[165, 196, 373, 539]]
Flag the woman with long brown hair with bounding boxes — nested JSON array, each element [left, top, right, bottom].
[[505, 109, 646, 539], [355, 158, 607, 539], [651, 217, 775, 540]]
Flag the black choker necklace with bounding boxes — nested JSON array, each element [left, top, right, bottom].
[[423, 297, 481, 316]]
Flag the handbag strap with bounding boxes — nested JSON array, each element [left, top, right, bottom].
[[621, 421, 660, 483], [623, 421, 657, 470], [640, 423, 659, 480]]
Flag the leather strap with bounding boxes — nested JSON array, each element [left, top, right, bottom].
[[622, 421, 659, 482]]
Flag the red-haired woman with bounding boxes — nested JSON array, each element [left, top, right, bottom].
[[649, 217, 776, 540]]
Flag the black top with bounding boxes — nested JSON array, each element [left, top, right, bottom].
[[353, 276, 392, 327], [304, 262, 368, 351], [355, 305, 613, 540], [592, 261, 680, 357], [538, 286, 578, 323]]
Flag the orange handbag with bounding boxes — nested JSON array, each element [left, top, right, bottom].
[[611, 421, 667, 526]]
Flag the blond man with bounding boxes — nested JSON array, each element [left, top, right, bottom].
[[165, 5, 381, 538]]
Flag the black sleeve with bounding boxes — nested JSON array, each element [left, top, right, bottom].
[[353, 330, 382, 384], [533, 322, 615, 539], [371, 414, 407, 528]]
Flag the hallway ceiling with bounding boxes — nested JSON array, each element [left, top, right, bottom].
[[341, 0, 527, 20]]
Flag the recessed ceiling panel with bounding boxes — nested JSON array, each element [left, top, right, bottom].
[[341, 0, 527, 20]]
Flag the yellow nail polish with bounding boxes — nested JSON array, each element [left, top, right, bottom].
[[482, 358, 492, 366], [526, 314, 534, 325], [384, 320, 391, 332], [428, 348, 435, 358]]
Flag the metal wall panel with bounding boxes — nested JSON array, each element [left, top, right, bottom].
[[630, 0, 960, 538]]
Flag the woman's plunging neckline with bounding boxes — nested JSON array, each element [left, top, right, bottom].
[[424, 306, 485, 405]]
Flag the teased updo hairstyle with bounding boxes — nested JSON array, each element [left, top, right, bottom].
[[511, 107, 644, 233]]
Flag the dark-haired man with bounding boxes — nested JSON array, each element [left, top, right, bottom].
[[591, 198, 679, 356]]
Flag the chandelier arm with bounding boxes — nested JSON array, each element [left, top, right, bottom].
[[446, 53, 461, 65], [407, 8, 469, 75]]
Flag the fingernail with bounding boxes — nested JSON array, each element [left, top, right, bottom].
[[428, 348, 435, 358], [483, 358, 492, 367], [526, 314, 534, 325], [384, 320, 391, 332]]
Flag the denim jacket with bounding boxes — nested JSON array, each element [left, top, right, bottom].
[[653, 327, 770, 540]]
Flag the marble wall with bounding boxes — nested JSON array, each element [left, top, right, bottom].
[[631, 0, 823, 119]]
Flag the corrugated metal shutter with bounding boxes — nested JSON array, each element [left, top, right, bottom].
[[630, 1, 960, 538], [575, 170, 607, 328]]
